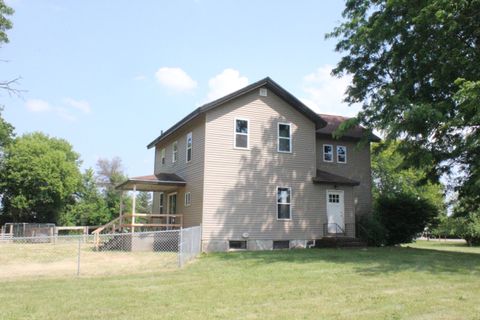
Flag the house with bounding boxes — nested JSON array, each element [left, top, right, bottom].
[[115, 77, 380, 252]]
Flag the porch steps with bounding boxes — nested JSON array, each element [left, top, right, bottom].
[[314, 236, 367, 248]]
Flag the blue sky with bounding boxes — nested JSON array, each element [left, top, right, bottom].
[[1, 0, 359, 177]]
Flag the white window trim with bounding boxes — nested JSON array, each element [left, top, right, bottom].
[[277, 122, 292, 153], [186, 132, 192, 163], [323, 144, 333, 163], [159, 192, 164, 214], [167, 192, 177, 214], [233, 117, 250, 150], [184, 192, 191, 207], [160, 148, 166, 166], [172, 141, 178, 164], [337, 145, 347, 164], [276, 186, 292, 221]]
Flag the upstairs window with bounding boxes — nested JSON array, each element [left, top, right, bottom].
[[277, 123, 292, 153], [234, 118, 249, 149], [337, 146, 347, 163], [277, 187, 292, 220], [172, 141, 178, 163], [160, 148, 166, 166], [186, 132, 192, 163], [323, 144, 333, 162]]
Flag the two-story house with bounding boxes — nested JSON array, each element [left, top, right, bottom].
[[116, 77, 379, 252]]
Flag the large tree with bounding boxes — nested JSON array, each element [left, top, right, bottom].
[[328, 0, 480, 208], [0, 132, 82, 223], [0, 0, 20, 96]]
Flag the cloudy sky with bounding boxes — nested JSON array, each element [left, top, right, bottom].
[[1, 0, 360, 177]]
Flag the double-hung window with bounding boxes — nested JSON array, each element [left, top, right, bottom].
[[277, 187, 292, 220], [234, 118, 249, 149], [160, 148, 166, 166], [184, 192, 191, 207], [172, 141, 178, 163], [278, 123, 292, 153], [323, 144, 333, 162], [337, 146, 347, 163], [186, 132, 192, 163]]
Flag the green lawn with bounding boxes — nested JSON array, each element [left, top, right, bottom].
[[1, 241, 479, 320]]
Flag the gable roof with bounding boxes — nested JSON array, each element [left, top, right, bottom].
[[317, 114, 381, 142], [147, 77, 327, 149]]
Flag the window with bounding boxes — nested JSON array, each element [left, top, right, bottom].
[[323, 144, 333, 162], [172, 141, 178, 163], [184, 192, 191, 207], [337, 146, 347, 163], [277, 123, 292, 153], [186, 132, 192, 163], [234, 118, 249, 149], [160, 148, 166, 166], [328, 193, 340, 203], [159, 192, 164, 214], [277, 187, 291, 220], [229, 240, 247, 250], [273, 240, 290, 249]]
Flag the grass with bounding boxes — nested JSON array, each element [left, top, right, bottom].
[[0, 240, 479, 319]]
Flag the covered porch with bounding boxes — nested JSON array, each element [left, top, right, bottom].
[[93, 173, 186, 236]]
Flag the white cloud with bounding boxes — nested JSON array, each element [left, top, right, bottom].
[[206, 69, 249, 102], [301, 65, 361, 117], [56, 107, 77, 122], [155, 67, 197, 92], [63, 98, 91, 114], [26, 99, 51, 112]]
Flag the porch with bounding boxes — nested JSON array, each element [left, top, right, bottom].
[[92, 173, 186, 247]]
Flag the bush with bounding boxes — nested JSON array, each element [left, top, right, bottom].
[[357, 214, 387, 246], [375, 192, 438, 246], [453, 214, 480, 246]]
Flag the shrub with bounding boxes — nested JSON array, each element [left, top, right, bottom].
[[357, 214, 387, 246], [375, 192, 438, 245]]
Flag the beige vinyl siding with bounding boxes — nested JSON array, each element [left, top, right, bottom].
[[316, 137, 373, 218], [202, 89, 350, 243], [152, 115, 205, 228]]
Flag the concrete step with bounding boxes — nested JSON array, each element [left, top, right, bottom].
[[314, 237, 367, 248]]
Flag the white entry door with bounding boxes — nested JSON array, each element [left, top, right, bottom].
[[326, 190, 345, 233]]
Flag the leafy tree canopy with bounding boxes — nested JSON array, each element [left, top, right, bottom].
[[371, 141, 445, 212], [328, 0, 480, 208], [0, 132, 82, 223], [0, 0, 13, 45]]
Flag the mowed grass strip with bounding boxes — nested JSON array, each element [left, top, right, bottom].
[[0, 241, 479, 320]]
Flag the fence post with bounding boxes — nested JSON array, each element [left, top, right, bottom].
[[76, 237, 81, 276], [178, 228, 183, 268]]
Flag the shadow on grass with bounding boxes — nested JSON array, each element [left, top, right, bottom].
[[210, 246, 480, 276]]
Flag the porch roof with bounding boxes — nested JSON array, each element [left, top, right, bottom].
[[115, 173, 186, 192], [312, 169, 360, 186]]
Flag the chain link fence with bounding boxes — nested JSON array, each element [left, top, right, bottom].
[[0, 226, 201, 279]]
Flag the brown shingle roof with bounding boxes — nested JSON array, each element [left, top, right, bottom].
[[312, 169, 360, 186], [115, 173, 186, 191], [147, 77, 328, 149], [317, 114, 381, 142]]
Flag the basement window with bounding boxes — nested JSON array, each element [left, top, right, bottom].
[[229, 240, 247, 250], [273, 240, 290, 249]]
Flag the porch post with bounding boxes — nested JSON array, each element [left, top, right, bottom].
[[119, 191, 124, 231], [131, 184, 137, 233]]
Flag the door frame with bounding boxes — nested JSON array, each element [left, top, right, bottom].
[[326, 190, 345, 233], [167, 192, 177, 227]]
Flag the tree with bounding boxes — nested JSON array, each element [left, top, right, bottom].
[[328, 0, 480, 211], [0, 132, 82, 223], [0, 0, 21, 96], [59, 169, 110, 226], [0, 107, 14, 152], [136, 192, 152, 214], [371, 141, 444, 211], [95, 157, 130, 218]]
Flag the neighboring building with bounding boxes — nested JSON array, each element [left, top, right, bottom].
[[117, 77, 380, 252]]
